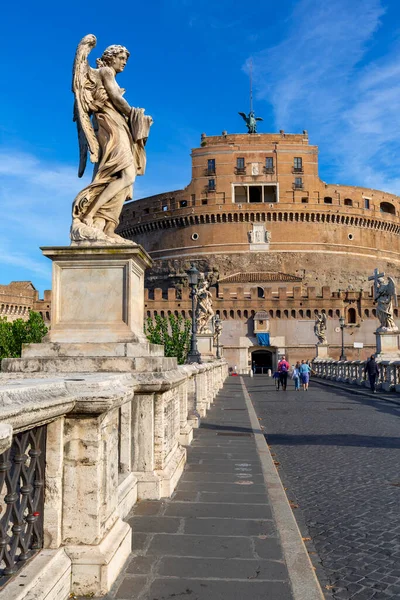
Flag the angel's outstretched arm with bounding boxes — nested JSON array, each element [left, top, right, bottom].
[[101, 68, 131, 117]]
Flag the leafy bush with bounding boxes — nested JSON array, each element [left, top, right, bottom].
[[145, 314, 191, 365], [0, 311, 48, 360]]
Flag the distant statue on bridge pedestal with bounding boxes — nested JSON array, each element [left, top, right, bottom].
[[368, 268, 400, 358], [314, 312, 327, 345], [314, 312, 329, 359]]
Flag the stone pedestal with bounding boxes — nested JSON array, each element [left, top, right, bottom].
[[197, 333, 214, 358], [315, 344, 329, 359], [375, 329, 400, 359], [43, 245, 152, 344], [1, 245, 173, 373]]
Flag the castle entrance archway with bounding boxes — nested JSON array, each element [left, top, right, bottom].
[[250, 348, 274, 374]]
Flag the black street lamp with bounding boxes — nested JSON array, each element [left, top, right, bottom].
[[214, 314, 222, 359], [339, 315, 347, 360], [186, 264, 201, 364]]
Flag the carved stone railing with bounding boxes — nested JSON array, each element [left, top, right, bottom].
[[312, 358, 400, 393], [0, 359, 228, 600]]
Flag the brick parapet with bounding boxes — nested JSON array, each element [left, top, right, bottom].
[[144, 284, 389, 324]]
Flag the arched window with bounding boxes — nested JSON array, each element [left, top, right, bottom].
[[223, 310, 228, 319], [344, 198, 352, 206], [230, 310, 234, 319], [372, 308, 376, 317], [335, 309, 341, 317], [305, 309, 311, 318], [276, 310, 281, 319], [299, 309, 304, 318], [244, 310, 248, 318], [237, 310, 242, 318], [46, 311, 50, 320], [395, 309, 398, 318], [160, 310, 165, 317], [364, 309, 369, 317], [328, 309, 333, 318], [380, 202, 395, 215], [291, 309, 296, 318], [269, 310, 274, 318], [324, 197, 333, 204], [283, 310, 288, 318], [257, 286, 264, 298], [347, 307, 356, 324]]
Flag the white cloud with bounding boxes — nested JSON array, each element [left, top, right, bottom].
[[250, 0, 400, 194]]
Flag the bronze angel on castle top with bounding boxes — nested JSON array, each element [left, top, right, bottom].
[[71, 34, 153, 245]]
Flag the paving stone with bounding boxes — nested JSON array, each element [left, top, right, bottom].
[[131, 532, 149, 552], [146, 578, 292, 600], [164, 501, 272, 519], [128, 516, 181, 533], [125, 555, 156, 575], [177, 481, 267, 494], [146, 533, 254, 558], [253, 537, 285, 560], [114, 575, 147, 598], [184, 517, 276, 537], [198, 491, 268, 504], [157, 556, 288, 580]]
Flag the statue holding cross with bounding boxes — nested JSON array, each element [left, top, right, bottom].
[[368, 269, 398, 331]]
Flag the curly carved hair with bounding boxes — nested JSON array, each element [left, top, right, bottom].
[[96, 45, 130, 68]]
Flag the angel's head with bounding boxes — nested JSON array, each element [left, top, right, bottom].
[[97, 45, 130, 73]]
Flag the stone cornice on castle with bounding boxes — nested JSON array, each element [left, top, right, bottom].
[[120, 207, 400, 240]]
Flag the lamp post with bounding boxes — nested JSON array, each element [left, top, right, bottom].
[[214, 314, 222, 359], [186, 264, 201, 364], [339, 315, 347, 360]]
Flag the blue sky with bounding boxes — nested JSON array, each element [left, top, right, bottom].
[[1, 0, 400, 293]]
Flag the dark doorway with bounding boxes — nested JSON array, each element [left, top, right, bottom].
[[251, 350, 273, 374], [249, 186, 262, 203]]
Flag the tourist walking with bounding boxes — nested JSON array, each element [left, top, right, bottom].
[[277, 355, 290, 391], [299, 359, 311, 391], [364, 355, 380, 393], [292, 361, 301, 391], [273, 369, 280, 390]]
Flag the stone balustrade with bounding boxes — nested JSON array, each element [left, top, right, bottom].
[[312, 358, 400, 393], [0, 359, 227, 600]]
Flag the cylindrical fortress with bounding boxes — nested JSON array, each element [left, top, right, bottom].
[[117, 131, 400, 290], [117, 130, 400, 370]]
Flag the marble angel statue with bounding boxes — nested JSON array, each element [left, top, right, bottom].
[[196, 278, 214, 334], [374, 275, 398, 331], [70, 34, 153, 245], [314, 312, 327, 344]]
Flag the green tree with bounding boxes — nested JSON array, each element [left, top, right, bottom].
[[0, 311, 48, 360], [145, 314, 191, 365]]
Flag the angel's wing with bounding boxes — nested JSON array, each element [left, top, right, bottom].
[[388, 277, 398, 307], [238, 112, 247, 120], [72, 34, 99, 177], [256, 117, 264, 122]]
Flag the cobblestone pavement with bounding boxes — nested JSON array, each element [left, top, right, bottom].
[[246, 377, 400, 600], [105, 379, 296, 600]]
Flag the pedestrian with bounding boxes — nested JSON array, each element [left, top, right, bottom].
[[364, 354, 379, 393], [299, 359, 311, 391], [292, 361, 301, 391], [277, 355, 290, 391], [273, 369, 280, 390]]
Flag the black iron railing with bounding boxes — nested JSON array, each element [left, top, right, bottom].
[[0, 426, 46, 586]]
